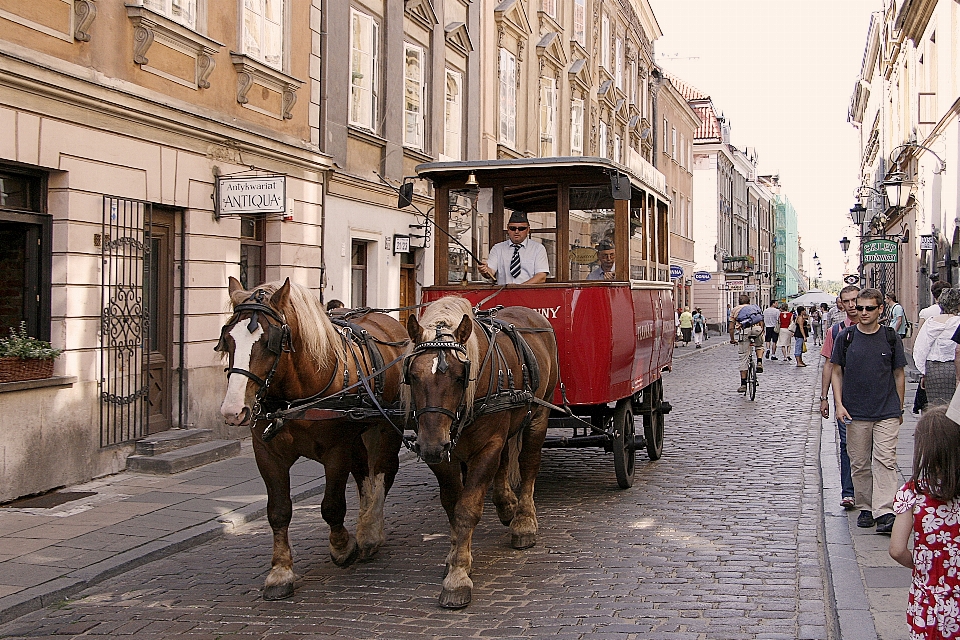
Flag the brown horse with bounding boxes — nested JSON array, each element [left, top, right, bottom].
[[404, 297, 559, 608], [218, 277, 407, 600]]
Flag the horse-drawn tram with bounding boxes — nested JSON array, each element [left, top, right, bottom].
[[414, 157, 675, 489]]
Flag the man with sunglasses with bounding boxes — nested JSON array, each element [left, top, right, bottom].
[[477, 211, 549, 285], [820, 285, 859, 510], [831, 288, 906, 535]]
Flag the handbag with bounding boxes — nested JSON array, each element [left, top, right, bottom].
[[802, 342, 808, 353]]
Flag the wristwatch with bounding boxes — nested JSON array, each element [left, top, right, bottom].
[[819, 396, 829, 401]]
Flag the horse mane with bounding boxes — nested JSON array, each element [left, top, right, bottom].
[[228, 280, 346, 372], [416, 296, 481, 413]]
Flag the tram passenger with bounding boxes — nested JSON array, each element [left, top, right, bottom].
[[730, 294, 765, 392], [587, 240, 616, 280], [477, 211, 549, 285]]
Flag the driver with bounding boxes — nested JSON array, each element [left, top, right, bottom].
[[477, 211, 549, 285], [730, 294, 765, 392]]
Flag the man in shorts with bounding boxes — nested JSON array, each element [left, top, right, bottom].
[[730, 294, 764, 393], [763, 300, 781, 360]]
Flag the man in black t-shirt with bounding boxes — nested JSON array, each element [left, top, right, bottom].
[[831, 288, 906, 535]]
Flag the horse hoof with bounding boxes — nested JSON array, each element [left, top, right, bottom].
[[511, 533, 536, 549], [331, 544, 358, 567], [263, 583, 294, 600], [357, 545, 380, 563], [439, 586, 472, 609]]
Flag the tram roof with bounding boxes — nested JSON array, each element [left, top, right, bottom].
[[416, 156, 667, 200]]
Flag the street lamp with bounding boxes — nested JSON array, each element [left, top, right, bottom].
[[840, 236, 851, 254], [882, 171, 912, 209]]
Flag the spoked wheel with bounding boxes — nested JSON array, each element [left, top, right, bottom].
[[747, 362, 757, 401], [643, 380, 665, 461], [612, 398, 636, 489]]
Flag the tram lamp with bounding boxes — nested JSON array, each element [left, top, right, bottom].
[[882, 171, 912, 209], [398, 181, 414, 209], [849, 202, 867, 226], [610, 172, 631, 200], [840, 236, 851, 254]]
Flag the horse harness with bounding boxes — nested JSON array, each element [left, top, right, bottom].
[[217, 290, 410, 443], [403, 307, 552, 453]]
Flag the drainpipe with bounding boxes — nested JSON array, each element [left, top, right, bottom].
[[177, 210, 186, 429]]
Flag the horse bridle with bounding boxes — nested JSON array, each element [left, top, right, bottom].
[[402, 330, 473, 454], [215, 289, 294, 422]]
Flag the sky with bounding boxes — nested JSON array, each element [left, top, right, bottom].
[[649, 0, 881, 282]]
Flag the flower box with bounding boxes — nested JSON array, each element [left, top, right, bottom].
[[0, 357, 55, 383]]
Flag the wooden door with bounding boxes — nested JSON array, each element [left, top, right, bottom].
[[145, 209, 175, 434], [399, 252, 417, 325]]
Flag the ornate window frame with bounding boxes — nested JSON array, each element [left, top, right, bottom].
[[125, 4, 222, 89]]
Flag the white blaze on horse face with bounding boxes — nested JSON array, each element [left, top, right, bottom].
[[431, 355, 439, 374], [220, 323, 265, 420]]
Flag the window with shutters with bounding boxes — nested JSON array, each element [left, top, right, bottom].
[[570, 99, 584, 155], [573, 0, 585, 46], [499, 48, 517, 147], [540, 77, 556, 157], [349, 9, 379, 131], [144, 0, 197, 30], [444, 69, 463, 160], [242, 0, 284, 70], [403, 43, 425, 149]]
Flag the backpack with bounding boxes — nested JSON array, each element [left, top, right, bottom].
[[735, 304, 764, 328], [835, 325, 899, 370]]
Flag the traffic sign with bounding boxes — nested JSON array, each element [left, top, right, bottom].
[[843, 275, 859, 285], [693, 271, 712, 282], [670, 265, 684, 279]]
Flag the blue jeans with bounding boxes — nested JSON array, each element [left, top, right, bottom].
[[794, 336, 804, 358], [836, 418, 854, 499]]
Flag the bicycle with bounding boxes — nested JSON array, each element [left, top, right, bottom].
[[734, 327, 760, 401]]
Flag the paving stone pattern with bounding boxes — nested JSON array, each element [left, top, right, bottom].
[[0, 344, 829, 639]]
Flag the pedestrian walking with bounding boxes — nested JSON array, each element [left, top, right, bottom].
[[810, 305, 823, 346], [793, 306, 809, 367], [776, 303, 794, 361], [824, 298, 844, 331], [912, 288, 960, 407], [679, 308, 693, 346], [917, 280, 951, 333], [886, 292, 909, 338], [763, 300, 781, 360], [832, 288, 906, 534], [889, 405, 960, 639], [692, 308, 706, 348], [820, 284, 861, 510]]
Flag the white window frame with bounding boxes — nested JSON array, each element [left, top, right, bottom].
[[599, 121, 608, 159], [540, 0, 556, 19], [540, 77, 556, 157], [242, 0, 284, 70], [570, 98, 584, 155], [349, 9, 379, 132], [443, 69, 463, 161], [574, 0, 585, 46], [613, 133, 621, 163], [499, 48, 517, 147], [403, 43, 425, 150], [615, 37, 623, 90], [144, 0, 197, 30], [663, 118, 669, 153], [601, 14, 610, 70], [629, 59, 637, 104], [671, 127, 677, 160], [679, 133, 686, 168]]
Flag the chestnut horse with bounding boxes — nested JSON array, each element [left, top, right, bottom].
[[404, 297, 559, 608], [218, 277, 407, 600]]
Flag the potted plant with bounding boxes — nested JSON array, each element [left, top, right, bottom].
[[0, 322, 62, 383]]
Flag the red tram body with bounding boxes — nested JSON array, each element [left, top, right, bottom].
[[414, 157, 674, 487]]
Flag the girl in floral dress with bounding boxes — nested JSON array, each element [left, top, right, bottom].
[[890, 406, 960, 639]]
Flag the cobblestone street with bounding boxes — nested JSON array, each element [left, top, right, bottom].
[[0, 342, 829, 639]]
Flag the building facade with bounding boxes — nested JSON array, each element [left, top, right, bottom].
[[0, 0, 332, 501]]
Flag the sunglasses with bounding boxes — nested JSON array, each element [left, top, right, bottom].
[[507, 226, 529, 232], [855, 305, 879, 311]]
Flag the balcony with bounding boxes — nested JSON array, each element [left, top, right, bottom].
[[722, 255, 755, 273]]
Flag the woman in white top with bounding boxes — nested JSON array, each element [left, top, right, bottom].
[[913, 288, 960, 406]]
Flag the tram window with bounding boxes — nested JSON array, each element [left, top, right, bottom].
[[630, 204, 648, 280], [446, 188, 489, 284], [569, 186, 615, 282]]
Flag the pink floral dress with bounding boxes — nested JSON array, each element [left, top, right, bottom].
[[894, 481, 960, 639]]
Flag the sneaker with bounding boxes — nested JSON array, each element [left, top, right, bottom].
[[857, 510, 876, 528], [737, 384, 747, 393], [770, 356, 778, 361], [875, 513, 895, 534], [840, 496, 855, 510]]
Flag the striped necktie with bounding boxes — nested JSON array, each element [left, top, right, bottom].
[[510, 243, 522, 279]]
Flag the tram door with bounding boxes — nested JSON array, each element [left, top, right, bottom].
[[145, 209, 175, 434]]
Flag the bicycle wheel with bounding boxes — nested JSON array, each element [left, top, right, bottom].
[[747, 358, 757, 401]]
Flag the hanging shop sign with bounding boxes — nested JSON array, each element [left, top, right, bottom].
[[669, 265, 684, 279], [920, 235, 935, 251], [216, 175, 286, 218], [393, 235, 411, 254], [862, 238, 899, 263], [693, 271, 712, 282], [843, 275, 860, 285], [726, 280, 745, 292]]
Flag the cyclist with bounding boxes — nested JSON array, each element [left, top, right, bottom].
[[730, 294, 765, 392]]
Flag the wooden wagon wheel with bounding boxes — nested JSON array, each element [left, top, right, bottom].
[[612, 398, 636, 488], [643, 379, 664, 461]]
